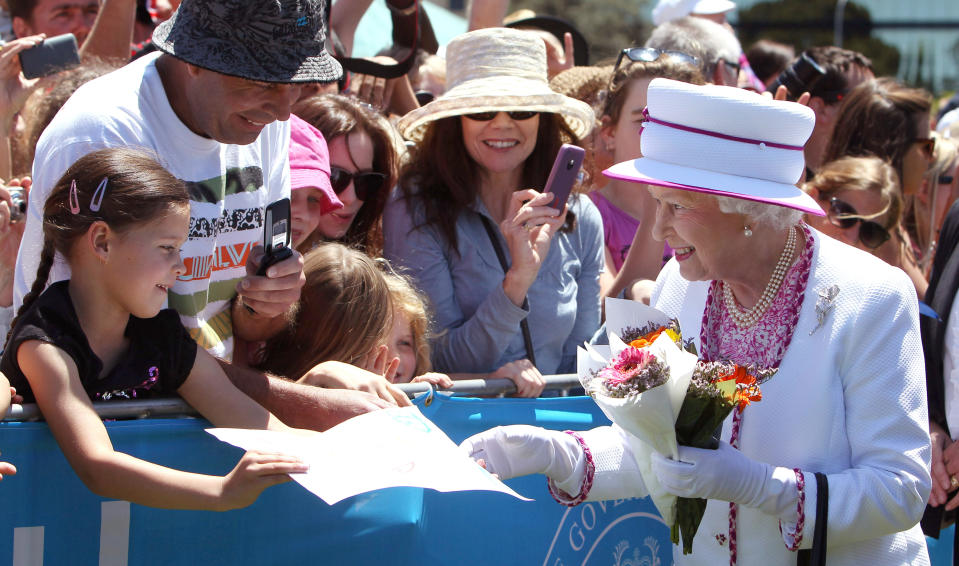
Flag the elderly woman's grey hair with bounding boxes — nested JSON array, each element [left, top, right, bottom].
[[714, 194, 805, 229], [645, 16, 742, 78]]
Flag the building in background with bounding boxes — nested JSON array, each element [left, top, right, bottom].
[[729, 0, 958, 94]]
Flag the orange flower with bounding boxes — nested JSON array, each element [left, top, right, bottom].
[[732, 366, 763, 409], [629, 327, 665, 349], [716, 366, 763, 410]]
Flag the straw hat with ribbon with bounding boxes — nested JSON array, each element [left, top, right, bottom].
[[397, 27, 595, 142], [605, 78, 824, 216]]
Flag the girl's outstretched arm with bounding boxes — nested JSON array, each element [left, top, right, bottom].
[[177, 348, 291, 431], [19, 341, 306, 510]]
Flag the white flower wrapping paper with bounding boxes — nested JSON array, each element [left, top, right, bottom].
[[577, 298, 698, 525]]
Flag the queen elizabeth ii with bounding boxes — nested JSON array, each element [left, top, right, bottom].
[[461, 79, 931, 565]]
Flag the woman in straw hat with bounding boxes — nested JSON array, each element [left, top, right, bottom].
[[462, 79, 930, 564], [383, 27, 601, 394]]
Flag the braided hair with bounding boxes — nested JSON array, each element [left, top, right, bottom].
[[5, 147, 189, 349]]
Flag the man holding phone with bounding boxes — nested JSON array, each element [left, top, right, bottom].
[[14, 0, 396, 429]]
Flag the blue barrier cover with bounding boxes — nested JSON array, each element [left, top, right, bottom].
[[0, 394, 671, 565]]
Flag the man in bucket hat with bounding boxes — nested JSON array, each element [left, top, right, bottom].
[[14, 0, 395, 429]]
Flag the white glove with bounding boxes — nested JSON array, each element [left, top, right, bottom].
[[650, 441, 799, 517], [459, 425, 581, 483]]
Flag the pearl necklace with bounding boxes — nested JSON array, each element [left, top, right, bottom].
[[723, 226, 797, 328]]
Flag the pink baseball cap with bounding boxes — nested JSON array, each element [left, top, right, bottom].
[[289, 114, 342, 214]]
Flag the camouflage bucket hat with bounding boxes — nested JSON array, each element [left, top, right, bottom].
[[152, 0, 343, 83]]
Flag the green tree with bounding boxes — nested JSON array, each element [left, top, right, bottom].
[[512, 0, 652, 64], [737, 0, 900, 79]]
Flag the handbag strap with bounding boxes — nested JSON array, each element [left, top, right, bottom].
[[796, 472, 828, 566], [478, 215, 537, 367]]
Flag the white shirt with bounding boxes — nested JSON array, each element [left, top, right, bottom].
[[15, 52, 290, 361]]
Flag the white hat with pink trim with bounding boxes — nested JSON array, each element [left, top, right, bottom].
[[604, 78, 825, 216]]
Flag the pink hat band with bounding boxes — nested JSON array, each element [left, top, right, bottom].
[[640, 108, 804, 152]]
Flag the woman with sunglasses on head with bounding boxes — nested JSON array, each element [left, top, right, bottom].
[[383, 28, 601, 388], [592, 47, 704, 303], [290, 94, 397, 257]]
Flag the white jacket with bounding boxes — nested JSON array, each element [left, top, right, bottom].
[[583, 229, 931, 565]]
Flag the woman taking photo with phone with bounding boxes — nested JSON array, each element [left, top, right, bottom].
[[384, 28, 602, 385]]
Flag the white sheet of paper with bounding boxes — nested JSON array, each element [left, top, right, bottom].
[[207, 406, 531, 505]]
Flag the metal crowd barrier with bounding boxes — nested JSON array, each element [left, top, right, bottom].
[[4, 374, 583, 422]]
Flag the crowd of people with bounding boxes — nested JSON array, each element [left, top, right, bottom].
[[0, 0, 957, 563]]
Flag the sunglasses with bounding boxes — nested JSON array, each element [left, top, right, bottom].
[[913, 136, 936, 159], [463, 111, 539, 122], [330, 165, 387, 202], [613, 47, 701, 76], [828, 197, 891, 249], [414, 90, 435, 106]]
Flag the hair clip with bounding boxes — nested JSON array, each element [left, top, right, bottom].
[[68, 179, 80, 214], [89, 177, 108, 212]]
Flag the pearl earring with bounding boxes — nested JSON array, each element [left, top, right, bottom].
[[743, 225, 753, 237]]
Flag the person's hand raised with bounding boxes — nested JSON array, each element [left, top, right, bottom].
[[0, 178, 29, 306], [347, 55, 419, 117], [0, 35, 46, 131], [500, 189, 565, 306]]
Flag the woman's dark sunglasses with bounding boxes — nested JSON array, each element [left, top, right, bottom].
[[613, 47, 701, 75], [330, 166, 387, 202], [463, 111, 539, 122], [828, 197, 891, 249]]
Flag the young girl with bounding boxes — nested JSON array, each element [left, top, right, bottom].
[[382, 270, 545, 397], [382, 271, 452, 389], [254, 242, 409, 406], [0, 148, 306, 510], [592, 50, 704, 302]]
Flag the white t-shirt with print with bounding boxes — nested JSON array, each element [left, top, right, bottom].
[[15, 52, 290, 361]]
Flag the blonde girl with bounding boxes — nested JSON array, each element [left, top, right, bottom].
[[382, 271, 545, 397], [383, 272, 452, 389], [255, 242, 409, 406], [1, 148, 306, 510]]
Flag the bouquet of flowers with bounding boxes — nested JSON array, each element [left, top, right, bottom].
[[670, 360, 768, 554], [578, 298, 770, 555], [578, 299, 698, 530]]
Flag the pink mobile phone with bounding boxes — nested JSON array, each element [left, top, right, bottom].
[[544, 144, 585, 210]]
